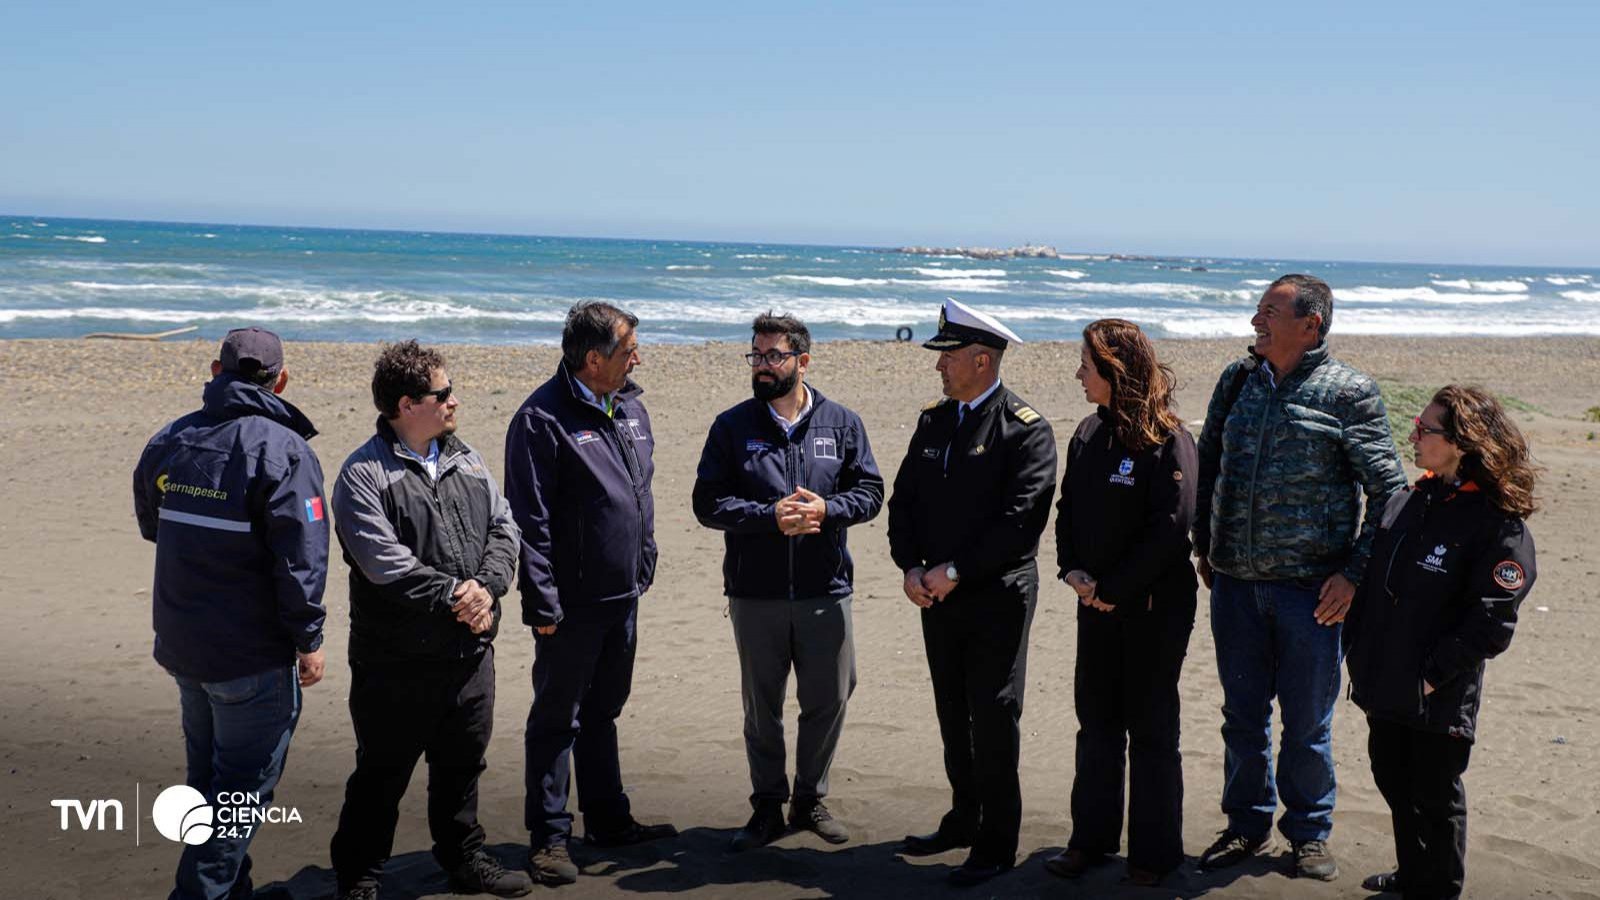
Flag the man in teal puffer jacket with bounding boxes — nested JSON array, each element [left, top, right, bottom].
[[1192, 275, 1406, 882]]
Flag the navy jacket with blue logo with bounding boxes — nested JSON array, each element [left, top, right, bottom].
[[692, 386, 884, 600], [504, 362, 657, 627], [133, 374, 329, 681]]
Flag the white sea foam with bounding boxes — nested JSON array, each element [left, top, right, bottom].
[[200, 233, 218, 238], [911, 267, 1007, 278], [1242, 279, 1273, 287], [26, 259, 220, 273], [1545, 275, 1593, 286], [1561, 290, 1600, 302], [733, 253, 787, 260], [1049, 281, 1255, 304], [665, 265, 711, 270], [769, 274, 1008, 292], [1430, 279, 1528, 293], [774, 275, 892, 287], [1045, 269, 1089, 279], [54, 235, 107, 243], [1338, 285, 1530, 305]]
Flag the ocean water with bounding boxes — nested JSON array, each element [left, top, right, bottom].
[[3, 216, 1597, 345]]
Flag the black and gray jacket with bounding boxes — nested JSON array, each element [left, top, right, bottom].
[[1194, 341, 1407, 583], [1345, 474, 1537, 741], [332, 418, 520, 663]]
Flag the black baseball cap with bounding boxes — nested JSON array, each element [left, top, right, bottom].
[[219, 327, 284, 378]]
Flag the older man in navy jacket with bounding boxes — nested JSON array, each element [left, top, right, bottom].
[[504, 301, 674, 886], [693, 312, 884, 851]]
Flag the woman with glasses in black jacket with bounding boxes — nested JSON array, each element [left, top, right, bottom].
[[1345, 384, 1539, 900]]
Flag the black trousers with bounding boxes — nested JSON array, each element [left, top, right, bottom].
[[1367, 716, 1473, 900], [1067, 596, 1194, 875], [330, 647, 495, 889], [919, 566, 1038, 865]]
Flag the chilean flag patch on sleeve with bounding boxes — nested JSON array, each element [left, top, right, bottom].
[[305, 497, 325, 522]]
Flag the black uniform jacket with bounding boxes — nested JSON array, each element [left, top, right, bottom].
[[1055, 409, 1198, 612], [887, 384, 1057, 586], [1345, 473, 1537, 741]]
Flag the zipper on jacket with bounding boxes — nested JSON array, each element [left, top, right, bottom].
[[786, 430, 799, 601], [603, 402, 649, 594], [1243, 373, 1275, 574]]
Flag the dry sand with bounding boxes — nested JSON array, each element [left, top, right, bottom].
[[2, 335, 1598, 899]]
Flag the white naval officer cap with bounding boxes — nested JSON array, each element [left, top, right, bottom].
[[922, 297, 1024, 351]]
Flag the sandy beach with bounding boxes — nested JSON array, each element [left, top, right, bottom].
[[2, 334, 1598, 900]]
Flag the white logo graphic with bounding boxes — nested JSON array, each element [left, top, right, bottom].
[[1421, 544, 1448, 573], [50, 798, 123, 831], [1109, 457, 1136, 486], [153, 785, 214, 845], [813, 437, 838, 460]]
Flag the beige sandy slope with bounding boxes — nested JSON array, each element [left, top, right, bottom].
[[1, 336, 1597, 899]]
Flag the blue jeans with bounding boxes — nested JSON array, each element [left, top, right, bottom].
[[170, 665, 302, 900], [1209, 572, 1342, 843]]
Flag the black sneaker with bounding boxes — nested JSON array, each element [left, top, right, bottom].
[[1197, 829, 1268, 871], [336, 881, 379, 900], [586, 818, 678, 848], [789, 800, 849, 844], [730, 802, 787, 851], [1292, 840, 1339, 881], [527, 841, 579, 886]]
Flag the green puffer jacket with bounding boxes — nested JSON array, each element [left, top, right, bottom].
[[1193, 342, 1406, 584]]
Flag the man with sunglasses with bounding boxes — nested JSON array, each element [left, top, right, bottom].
[[505, 301, 675, 886], [692, 312, 884, 851], [329, 340, 530, 899]]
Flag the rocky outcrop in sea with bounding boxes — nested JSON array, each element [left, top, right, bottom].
[[893, 244, 1061, 260]]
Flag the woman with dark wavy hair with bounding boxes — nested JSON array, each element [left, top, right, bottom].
[[1345, 384, 1539, 900], [1047, 319, 1197, 887]]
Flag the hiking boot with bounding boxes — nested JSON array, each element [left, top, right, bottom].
[[730, 802, 787, 851], [336, 881, 379, 900], [449, 849, 533, 897], [789, 800, 849, 844], [527, 841, 579, 886], [1292, 840, 1339, 881], [1198, 829, 1268, 871]]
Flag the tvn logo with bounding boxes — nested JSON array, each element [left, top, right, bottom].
[[50, 785, 301, 845]]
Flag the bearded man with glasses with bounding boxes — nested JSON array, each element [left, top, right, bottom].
[[692, 311, 884, 851]]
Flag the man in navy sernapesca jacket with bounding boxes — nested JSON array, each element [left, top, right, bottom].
[[692, 312, 883, 852], [133, 327, 327, 900], [504, 301, 675, 886]]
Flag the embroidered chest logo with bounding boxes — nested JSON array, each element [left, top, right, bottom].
[[574, 430, 601, 446], [921, 446, 941, 459], [1109, 457, 1136, 486], [746, 439, 772, 453], [1419, 544, 1449, 574], [619, 418, 647, 441], [813, 437, 838, 460]]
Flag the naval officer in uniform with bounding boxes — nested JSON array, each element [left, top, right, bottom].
[[888, 298, 1058, 886]]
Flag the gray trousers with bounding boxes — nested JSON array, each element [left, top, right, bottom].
[[728, 594, 856, 808]]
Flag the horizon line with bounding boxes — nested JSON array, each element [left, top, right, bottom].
[[5, 210, 1598, 274]]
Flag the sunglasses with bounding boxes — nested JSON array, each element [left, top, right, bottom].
[[1412, 416, 1447, 438], [416, 383, 454, 404], [744, 349, 802, 367]]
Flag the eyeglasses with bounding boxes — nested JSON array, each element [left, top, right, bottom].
[[417, 383, 454, 404], [1412, 416, 1447, 438], [744, 349, 802, 367]]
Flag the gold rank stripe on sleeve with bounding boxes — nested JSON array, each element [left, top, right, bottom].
[[1009, 402, 1041, 424], [922, 397, 947, 411]]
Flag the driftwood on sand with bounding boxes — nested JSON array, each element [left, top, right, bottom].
[[81, 325, 199, 341]]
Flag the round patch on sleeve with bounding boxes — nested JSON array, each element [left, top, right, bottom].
[[1172, 470, 1184, 481], [1492, 560, 1525, 591]]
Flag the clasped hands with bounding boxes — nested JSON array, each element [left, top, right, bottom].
[[452, 578, 496, 634], [1065, 569, 1115, 612], [774, 486, 827, 537], [901, 564, 958, 608]]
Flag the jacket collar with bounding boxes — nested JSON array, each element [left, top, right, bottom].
[[1417, 470, 1481, 500], [557, 360, 643, 411], [376, 416, 465, 465], [201, 374, 317, 439]]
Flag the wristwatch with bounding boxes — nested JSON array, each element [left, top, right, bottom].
[[944, 563, 960, 583]]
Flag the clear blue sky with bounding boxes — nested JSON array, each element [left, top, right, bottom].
[[3, 1, 1596, 265]]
